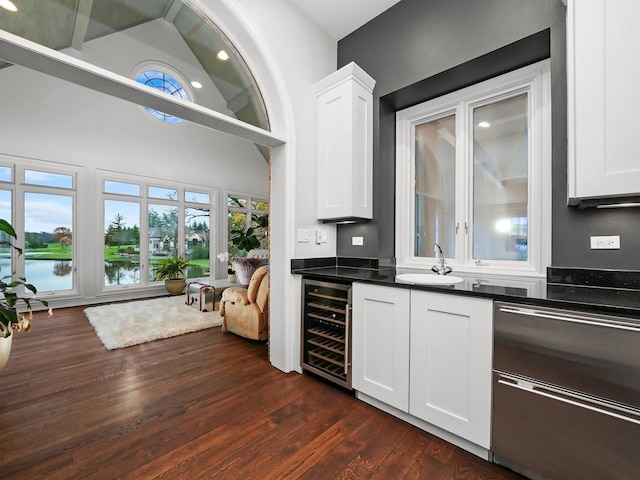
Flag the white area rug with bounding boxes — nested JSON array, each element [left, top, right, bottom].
[[84, 296, 222, 350]]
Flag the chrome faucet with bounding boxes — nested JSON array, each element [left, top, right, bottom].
[[431, 243, 452, 275]]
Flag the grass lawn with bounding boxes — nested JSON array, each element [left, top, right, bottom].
[[105, 245, 140, 262], [4, 244, 211, 275], [24, 243, 72, 260]]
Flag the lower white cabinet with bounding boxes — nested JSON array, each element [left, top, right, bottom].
[[352, 283, 493, 450], [409, 290, 493, 449], [352, 283, 410, 411]]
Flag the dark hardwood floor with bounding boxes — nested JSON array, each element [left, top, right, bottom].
[[0, 305, 524, 479]]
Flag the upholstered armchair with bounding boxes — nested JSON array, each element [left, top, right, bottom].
[[220, 265, 269, 340]]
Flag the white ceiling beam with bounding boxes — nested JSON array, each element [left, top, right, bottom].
[[70, 0, 94, 51], [0, 29, 285, 148], [164, 0, 182, 23]]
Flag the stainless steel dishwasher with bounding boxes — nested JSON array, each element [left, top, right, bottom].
[[492, 302, 640, 480]]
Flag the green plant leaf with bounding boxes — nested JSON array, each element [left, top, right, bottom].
[[0, 219, 17, 238]]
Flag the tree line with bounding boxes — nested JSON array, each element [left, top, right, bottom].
[[25, 227, 72, 251]]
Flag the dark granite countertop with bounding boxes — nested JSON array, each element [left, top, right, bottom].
[[291, 259, 640, 319]]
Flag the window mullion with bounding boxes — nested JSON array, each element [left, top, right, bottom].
[[456, 99, 471, 267]]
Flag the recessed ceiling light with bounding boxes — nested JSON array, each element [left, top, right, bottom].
[[478, 121, 491, 128], [191, 81, 203, 89], [0, 0, 17, 12], [495, 218, 512, 233], [217, 50, 230, 61]]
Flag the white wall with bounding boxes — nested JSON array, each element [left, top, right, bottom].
[[205, 0, 337, 372], [230, 0, 339, 259]]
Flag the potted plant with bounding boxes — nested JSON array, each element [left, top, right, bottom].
[[227, 265, 236, 283], [216, 252, 236, 282], [229, 215, 268, 284], [0, 219, 52, 375], [153, 254, 194, 295], [229, 214, 268, 254]]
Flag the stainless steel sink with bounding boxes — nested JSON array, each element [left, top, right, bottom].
[[395, 273, 464, 285]]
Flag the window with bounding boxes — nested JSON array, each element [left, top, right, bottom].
[[102, 173, 216, 288], [0, 161, 76, 295], [227, 194, 268, 258], [0, 189, 12, 278], [0, 166, 12, 183], [105, 200, 141, 286], [135, 69, 191, 124], [396, 60, 551, 276]]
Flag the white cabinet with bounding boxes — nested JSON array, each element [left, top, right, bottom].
[[352, 283, 493, 452], [409, 291, 493, 449], [568, 0, 640, 204], [352, 283, 410, 411], [315, 62, 375, 221]]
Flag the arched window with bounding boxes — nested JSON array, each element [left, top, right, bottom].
[[134, 70, 190, 124]]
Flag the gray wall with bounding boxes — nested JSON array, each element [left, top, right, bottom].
[[336, 0, 640, 271]]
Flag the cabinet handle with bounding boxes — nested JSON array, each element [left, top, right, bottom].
[[499, 306, 640, 332], [497, 378, 640, 425], [345, 304, 352, 375]]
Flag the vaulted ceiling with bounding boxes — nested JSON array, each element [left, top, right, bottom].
[[0, 0, 269, 135], [0, 0, 398, 160]]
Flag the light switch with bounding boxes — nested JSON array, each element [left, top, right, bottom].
[[297, 229, 309, 243], [315, 229, 328, 244]]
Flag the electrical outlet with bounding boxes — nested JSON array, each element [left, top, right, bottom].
[[590, 235, 620, 250], [352, 236, 363, 246]]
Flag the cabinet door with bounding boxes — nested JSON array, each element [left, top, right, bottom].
[[315, 62, 375, 220], [409, 291, 492, 448], [352, 283, 410, 411], [316, 80, 356, 219], [568, 0, 640, 201]]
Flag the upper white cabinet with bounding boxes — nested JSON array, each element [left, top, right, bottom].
[[567, 0, 640, 204], [315, 62, 375, 221]]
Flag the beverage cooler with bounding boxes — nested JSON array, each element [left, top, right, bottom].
[[301, 278, 352, 389]]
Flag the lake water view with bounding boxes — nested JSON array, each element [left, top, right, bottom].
[[0, 258, 73, 292], [0, 258, 143, 291]]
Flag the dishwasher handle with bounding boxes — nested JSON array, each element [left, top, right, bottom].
[[497, 375, 640, 426], [498, 306, 640, 332]]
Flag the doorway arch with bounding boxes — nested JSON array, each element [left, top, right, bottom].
[[189, 0, 297, 372], [0, 0, 298, 372]]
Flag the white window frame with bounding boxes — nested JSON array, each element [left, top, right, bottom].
[[131, 61, 197, 125], [0, 155, 79, 296], [98, 170, 218, 291], [396, 60, 551, 277], [226, 191, 269, 249]]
